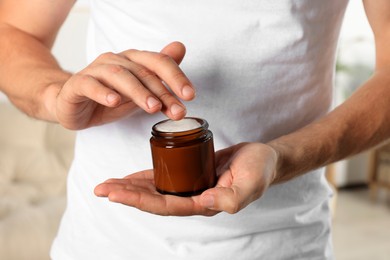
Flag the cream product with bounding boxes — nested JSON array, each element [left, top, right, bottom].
[[154, 118, 201, 133]]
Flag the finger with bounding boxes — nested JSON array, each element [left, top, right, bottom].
[[108, 189, 217, 216], [90, 60, 187, 119], [88, 64, 165, 114], [96, 169, 220, 216], [91, 51, 189, 119], [200, 164, 261, 214], [95, 181, 157, 197], [120, 49, 195, 101], [94, 182, 125, 197], [124, 62, 187, 119], [94, 43, 186, 68], [61, 74, 122, 108], [123, 170, 154, 180], [199, 186, 247, 214], [160, 41, 186, 65], [94, 176, 155, 197]]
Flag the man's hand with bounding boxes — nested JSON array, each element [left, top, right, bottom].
[[56, 41, 195, 129], [94, 143, 278, 216]]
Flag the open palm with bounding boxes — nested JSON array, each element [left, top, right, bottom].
[[94, 142, 278, 216]]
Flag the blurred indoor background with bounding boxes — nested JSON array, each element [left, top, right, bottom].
[[0, 1, 389, 259], [329, 1, 390, 259]]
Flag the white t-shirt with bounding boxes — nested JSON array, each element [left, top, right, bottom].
[[51, 0, 349, 259]]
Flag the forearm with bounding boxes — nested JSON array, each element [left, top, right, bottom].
[[0, 24, 71, 122], [268, 68, 390, 183]]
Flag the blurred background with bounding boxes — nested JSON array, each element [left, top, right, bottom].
[[0, 0, 389, 259], [329, 1, 390, 259]]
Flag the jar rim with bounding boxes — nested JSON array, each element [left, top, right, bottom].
[[151, 117, 208, 137]]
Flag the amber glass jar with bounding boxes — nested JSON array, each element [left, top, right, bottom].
[[150, 117, 216, 196]]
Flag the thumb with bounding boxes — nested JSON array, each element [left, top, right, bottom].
[[160, 41, 186, 65], [200, 187, 245, 214]]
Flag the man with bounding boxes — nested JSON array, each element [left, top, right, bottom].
[[0, 0, 389, 259]]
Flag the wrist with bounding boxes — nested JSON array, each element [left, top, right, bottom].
[[39, 71, 71, 123], [40, 81, 63, 122], [266, 141, 286, 184], [266, 139, 306, 184]]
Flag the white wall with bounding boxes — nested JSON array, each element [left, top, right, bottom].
[[333, 0, 375, 187], [335, 0, 375, 105], [52, 1, 90, 72]]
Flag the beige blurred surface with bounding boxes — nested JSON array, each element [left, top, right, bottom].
[[0, 102, 75, 260], [333, 188, 390, 260]]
